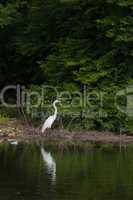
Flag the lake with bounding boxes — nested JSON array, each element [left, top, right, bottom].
[[0, 143, 133, 200]]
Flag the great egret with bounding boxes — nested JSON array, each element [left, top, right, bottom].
[[41, 99, 60, 133]]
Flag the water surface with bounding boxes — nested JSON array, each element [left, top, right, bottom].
[[0, 143, 133, 200]]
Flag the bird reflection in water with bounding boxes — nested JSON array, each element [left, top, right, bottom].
[[41, 147, 56, 184]]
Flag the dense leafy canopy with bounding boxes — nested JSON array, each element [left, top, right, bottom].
[[0, 0, 133, 132]]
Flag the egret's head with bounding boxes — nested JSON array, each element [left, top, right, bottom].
[[54, 99, 60, 104]]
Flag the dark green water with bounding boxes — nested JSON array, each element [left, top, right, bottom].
[[0, 144, 133, 200]]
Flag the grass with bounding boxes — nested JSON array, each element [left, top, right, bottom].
[[0, 114, 9, 124]]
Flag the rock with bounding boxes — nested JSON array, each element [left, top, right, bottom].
[[0, 133, 4, 137], [8, 139, 18, 145], [0, 132, 7, 137], [0, 139, 3, 143], [8, 132, 16, 138]]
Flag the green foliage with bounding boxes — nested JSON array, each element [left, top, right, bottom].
[[0, 0, 133, 132], [0, 110, 9, 123], [0, 3, 18, 27]]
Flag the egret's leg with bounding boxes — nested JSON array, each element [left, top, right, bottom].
[[44, 129, 49, 137]]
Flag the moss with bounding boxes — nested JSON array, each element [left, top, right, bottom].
[[0, 115, 9, 124]]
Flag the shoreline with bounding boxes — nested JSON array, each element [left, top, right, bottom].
[[0, 119, 133, 147]]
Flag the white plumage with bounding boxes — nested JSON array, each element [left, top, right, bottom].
[[41, 100, 60, 133], [41, 115, 56, 132]]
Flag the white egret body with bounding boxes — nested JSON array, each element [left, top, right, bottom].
[[41, 100, 59, 133]]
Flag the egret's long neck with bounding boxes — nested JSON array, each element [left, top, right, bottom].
[[53, 102, 57, 118]]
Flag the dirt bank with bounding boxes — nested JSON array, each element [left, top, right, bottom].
[[0, 119, 133, 146]]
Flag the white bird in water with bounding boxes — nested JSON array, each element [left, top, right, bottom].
[[41, 99, 60, 133], [41, 147, 56, 183]]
